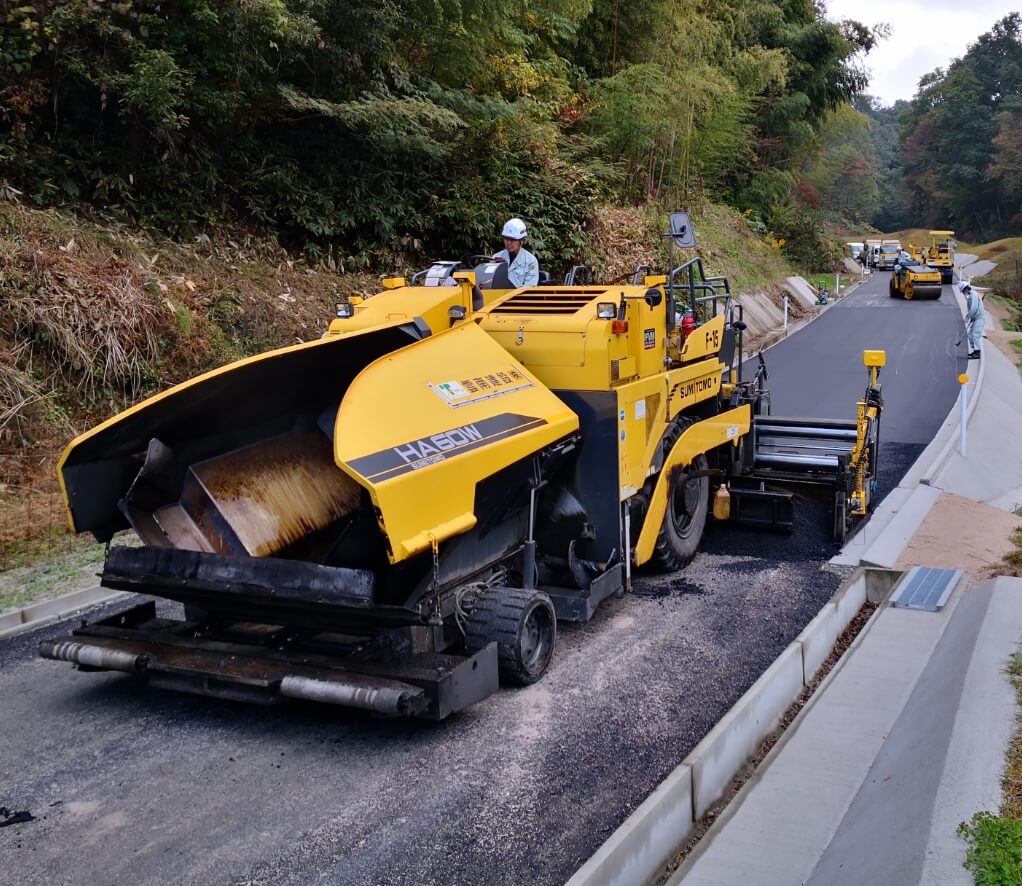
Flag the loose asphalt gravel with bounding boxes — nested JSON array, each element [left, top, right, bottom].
[[0, 273, 964, 886]]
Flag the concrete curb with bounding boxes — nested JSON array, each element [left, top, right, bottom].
[[799, 565, 877, 680], [0, 585, 126, 641], [689, 645, 804, 820], [858, 485, 943, 569], [670, 576, 903, 886], [565, 567, 896, 886]]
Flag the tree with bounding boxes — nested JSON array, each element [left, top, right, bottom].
[[897, 13, 1022, 237]]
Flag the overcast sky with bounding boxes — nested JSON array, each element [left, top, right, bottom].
[[825, 0, 1019, 106]]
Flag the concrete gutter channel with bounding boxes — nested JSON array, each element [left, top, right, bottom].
[[568, 271, 1007, 886], [0, 585, 126, 642]]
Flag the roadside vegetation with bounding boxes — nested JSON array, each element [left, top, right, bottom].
[[976, 242, 1022, 319], [859, 14, 1022, 243], [958, 651, 1022, 884], [0, 538, 105, 613], [1009, 526, 1022, 577], [1, 0, 878, 272]]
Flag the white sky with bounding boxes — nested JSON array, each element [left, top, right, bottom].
[[824, 0, 1020, 106]]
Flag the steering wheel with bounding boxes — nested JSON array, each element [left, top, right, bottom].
[[469, 254, 504, 265]]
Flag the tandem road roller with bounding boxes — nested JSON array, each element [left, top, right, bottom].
[[890, 250, 944, 300], [42, 214, 885, 719]]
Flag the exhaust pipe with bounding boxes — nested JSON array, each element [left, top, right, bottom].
[[39, 641, 146, 673], [280, 675, 426, 716]]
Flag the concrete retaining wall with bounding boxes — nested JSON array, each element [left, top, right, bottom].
[[565, 567, 899, 886], [734, 292, 784, 340], [783, 277, 819, 310]]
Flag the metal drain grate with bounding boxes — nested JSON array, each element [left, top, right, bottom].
[[890, 566, 962, 612]]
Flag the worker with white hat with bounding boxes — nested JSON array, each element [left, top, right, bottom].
[[494, 218, 540, 288], [959, 280, 985, 360]]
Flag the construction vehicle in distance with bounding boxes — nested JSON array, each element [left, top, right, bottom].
[[875, 239, 902, 271], [42, 213, 885, 720], [890, 251, 943, 300], [924, 231, 956, 283], [862, 238, 881, 269]]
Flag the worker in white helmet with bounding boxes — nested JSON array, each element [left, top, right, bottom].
[[959, 280, 985, 359], [494, 218, 540, 287]]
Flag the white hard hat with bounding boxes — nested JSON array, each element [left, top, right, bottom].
[[958, 280, 971, 292], [502, 218, 527, 240]]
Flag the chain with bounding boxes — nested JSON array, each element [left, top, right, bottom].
[[430, 533, 442, 624]]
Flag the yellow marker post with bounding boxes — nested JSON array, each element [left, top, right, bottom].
[[958, 372, 969, 456]]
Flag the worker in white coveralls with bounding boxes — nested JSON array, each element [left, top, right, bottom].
[[495, 218, 540, 287], [960, 280, 985, 360]]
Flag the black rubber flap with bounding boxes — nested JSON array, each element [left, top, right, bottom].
[[103, 546, 375, 608]]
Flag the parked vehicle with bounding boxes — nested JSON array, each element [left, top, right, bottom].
[[876, 240, 902, 271]]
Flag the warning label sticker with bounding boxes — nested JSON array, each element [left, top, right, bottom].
[[429, 367, 534, 408]]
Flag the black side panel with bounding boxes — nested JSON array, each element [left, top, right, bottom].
[[719, 327, 737, 369], [551, 391, 620, 563]]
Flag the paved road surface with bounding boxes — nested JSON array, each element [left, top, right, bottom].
[[760, 270, 966, 446], [0, 273, 965, 886], [748, 270, 967, 509]]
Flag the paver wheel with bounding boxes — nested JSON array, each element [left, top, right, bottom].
[[648, 420, 709, 572], [464, 587, 556, 686], [888, 279, 898, 298]]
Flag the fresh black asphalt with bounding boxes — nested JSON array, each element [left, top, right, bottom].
[[0, 272, 965, 885]]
